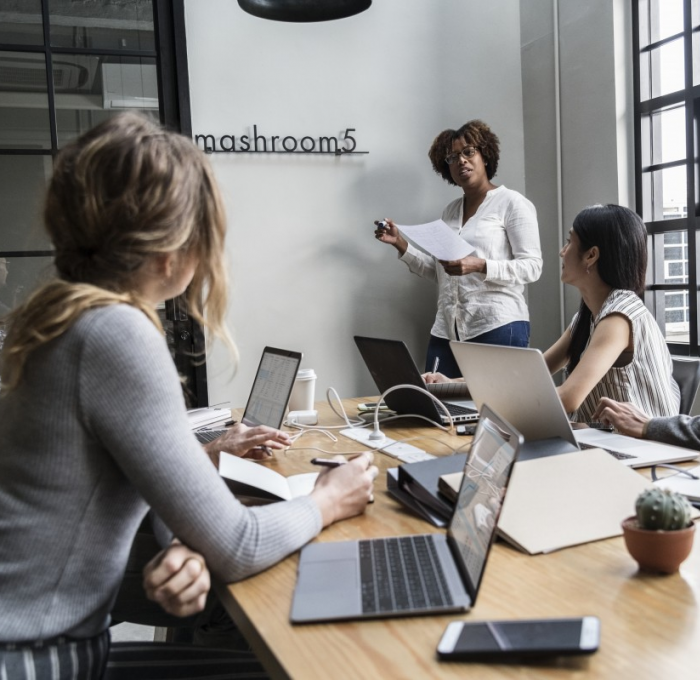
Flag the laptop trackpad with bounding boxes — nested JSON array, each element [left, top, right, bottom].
[[291, 557, 361, 622], [297, 559, 356, 590]]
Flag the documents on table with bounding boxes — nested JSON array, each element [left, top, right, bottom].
[[219, 452, 318, 503], [653, 464, 700, 502], [397, 220, 475, 261]]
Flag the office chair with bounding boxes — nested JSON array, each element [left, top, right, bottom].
[[671, 357, 700, 415]]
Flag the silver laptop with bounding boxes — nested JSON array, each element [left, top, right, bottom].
[[290, 405, 522, 623], [194, 346, 302, 443], [450, 341, 700, 469], [354, 336, 478, 424]]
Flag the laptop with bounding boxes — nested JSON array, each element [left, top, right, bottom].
[[354, 336, 478, 424], [290, 404, 522, 623], [449, 341, 700, 469], [194, 346, 302, 443]]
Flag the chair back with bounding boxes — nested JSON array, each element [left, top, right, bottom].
[[671, 357, 700, 415]]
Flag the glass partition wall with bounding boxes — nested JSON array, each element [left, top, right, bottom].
[[0, 0, 206, 404]]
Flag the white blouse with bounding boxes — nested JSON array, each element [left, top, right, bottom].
[[399, 185, 542, 340]]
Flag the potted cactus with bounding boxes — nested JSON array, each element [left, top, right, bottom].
[[621, 487, 695, 574]]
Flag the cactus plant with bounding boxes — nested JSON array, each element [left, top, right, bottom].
[[635, 487, 692, 531]]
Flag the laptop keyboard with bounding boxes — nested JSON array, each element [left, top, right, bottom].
[[194, 429, 226, 444], [359, 535, 454, 614], [443, 402, 477, 416], [578, 442, 637, 460]]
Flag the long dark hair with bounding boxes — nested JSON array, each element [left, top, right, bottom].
[[567, 204, 647, 372]]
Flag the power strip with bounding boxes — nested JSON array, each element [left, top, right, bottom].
[[339, 428, 435, 463]]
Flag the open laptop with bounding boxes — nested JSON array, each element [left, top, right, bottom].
[[290, 404, 522, 623], [194, 346, 302, 443], [450, 341, 700, 469], [354, 336, 478, 424]]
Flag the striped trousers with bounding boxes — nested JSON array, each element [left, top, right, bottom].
[[1, 633, 267, 679]]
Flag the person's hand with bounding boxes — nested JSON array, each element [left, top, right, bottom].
[[374, 219, 408, 255], [439, 255, 486, 276], [592, 397, 651, 439], [143, 543, 210, 618], [203, 423, 291, 468], [422, 371, 453, 384], [310, 452, 378, 527]]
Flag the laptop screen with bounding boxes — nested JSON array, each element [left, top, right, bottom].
[[447, 405, 522, 602], [241, 347, 302, 429]]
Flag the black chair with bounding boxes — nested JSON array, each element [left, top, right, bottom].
[[672, 357, 700, 415]]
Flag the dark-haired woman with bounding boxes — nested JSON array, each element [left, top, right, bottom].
[[375, 119, 542, 377], [544, 204, 679, 422]]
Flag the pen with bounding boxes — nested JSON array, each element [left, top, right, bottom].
[[311, 458, 346, 468], [432, 357, 440, 374]]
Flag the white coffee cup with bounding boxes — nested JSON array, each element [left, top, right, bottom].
[[288, 368, 317, 412]]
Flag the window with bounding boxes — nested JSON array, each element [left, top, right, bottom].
[[633, 0, 700, 355], [0, 1, 206, 404]]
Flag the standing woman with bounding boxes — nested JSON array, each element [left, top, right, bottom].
[[544, 204, 679, 422], [375, 120, 542, 377], [0, 113, 376, 679]]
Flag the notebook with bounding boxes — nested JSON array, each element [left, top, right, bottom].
[[449, 341, 700, 469], [194, 346, 302, 444], [290, 405, 522, 622], [354, 336, 478, 425]]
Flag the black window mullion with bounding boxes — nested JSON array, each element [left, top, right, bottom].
[[40, 0, 57, 152], [685, 0, 698, 350]]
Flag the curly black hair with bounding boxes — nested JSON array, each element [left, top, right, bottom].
[[428, 119, 500, 185]]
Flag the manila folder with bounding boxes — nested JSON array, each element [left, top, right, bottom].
[[497, 448, 651, 554]]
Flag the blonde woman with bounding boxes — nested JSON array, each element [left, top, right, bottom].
[[0, 113, 376, 679]]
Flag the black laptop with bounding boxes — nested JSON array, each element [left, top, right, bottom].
[[290, 404, 522, 622], [354, 336, 478, 425]]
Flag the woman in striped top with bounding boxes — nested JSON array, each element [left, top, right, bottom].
[[544, 204, 680, 422]]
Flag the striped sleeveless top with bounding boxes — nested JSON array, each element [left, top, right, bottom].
[[572, 289, 680, 422]]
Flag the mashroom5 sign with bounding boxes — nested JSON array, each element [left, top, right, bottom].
[[194, 125, 368, 155]]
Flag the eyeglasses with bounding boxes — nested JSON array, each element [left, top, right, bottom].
[[445, 146, 479, 165]]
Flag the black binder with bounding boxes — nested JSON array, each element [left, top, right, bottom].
[[396, 454, 467, 521]]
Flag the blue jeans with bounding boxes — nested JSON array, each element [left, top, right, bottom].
[[425, 321, 530, 378]]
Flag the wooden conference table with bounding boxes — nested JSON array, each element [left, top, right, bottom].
[[217, 398, 700, 680]]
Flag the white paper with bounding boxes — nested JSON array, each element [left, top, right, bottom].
[[397, 220, 475, 261], [219, 452, 318, 501]]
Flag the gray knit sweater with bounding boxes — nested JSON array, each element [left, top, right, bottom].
[[646, 415, 700, 449], [0, 305, 321, 642]]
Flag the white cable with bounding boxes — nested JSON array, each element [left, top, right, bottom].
[[369, 383, 455, 439]]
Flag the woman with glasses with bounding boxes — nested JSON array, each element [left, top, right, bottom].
[[374, 120, 542, 378]]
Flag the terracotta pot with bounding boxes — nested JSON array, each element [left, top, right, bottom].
[[621, 516, 696, 574]]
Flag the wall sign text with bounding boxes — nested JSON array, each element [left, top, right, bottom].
[[194, 125, 368, 155]]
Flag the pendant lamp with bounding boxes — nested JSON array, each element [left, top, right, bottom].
[[238, 0, 371, 22]]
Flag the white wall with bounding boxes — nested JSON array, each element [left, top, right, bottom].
[[185, 0, 527, 406]]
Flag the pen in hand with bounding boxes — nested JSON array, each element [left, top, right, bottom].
[[310, 458, 346, 468], [432, 357, 440, 375]]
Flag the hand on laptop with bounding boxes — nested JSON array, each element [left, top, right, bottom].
[[202, 423, 292, 468], [143, 541, 210, 618], [310, 452, 378, 527], [592, 398, 651, 439], [423, 372, 457, 384]]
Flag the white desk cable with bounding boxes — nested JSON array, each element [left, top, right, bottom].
[[369, 384, 454, 441]]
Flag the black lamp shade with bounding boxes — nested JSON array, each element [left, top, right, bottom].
[[238, 0, 372, 22]]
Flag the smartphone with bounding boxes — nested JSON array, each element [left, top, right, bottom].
[[437, 617, 600, 660]]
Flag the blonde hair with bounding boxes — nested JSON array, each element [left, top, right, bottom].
[[1, 112, 233, 391]]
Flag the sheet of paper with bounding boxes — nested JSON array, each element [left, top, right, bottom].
[[397, 219, 475, 261]]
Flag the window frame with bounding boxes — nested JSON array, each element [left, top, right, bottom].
[[633, 0, 700, 356], [0, 0, 208, 405]]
